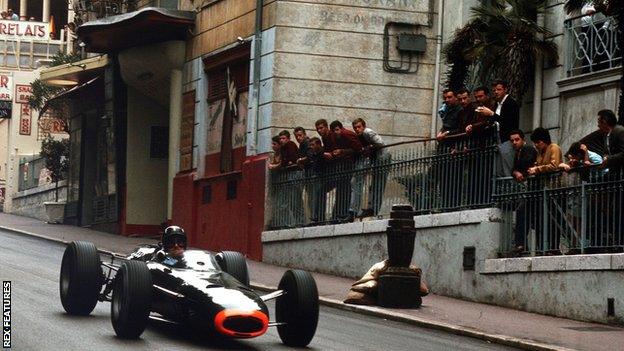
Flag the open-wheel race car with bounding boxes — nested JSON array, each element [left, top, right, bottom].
[[58, 241, 319, 347]]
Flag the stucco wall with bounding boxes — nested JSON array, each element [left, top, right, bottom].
[[262, 208, 624, 324], [250, 0, 438, 153], [10, 181, 67, 220], [125, 87, 169, 225]]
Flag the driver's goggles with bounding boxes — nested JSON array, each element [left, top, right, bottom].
[[164, 237, 186, 248]]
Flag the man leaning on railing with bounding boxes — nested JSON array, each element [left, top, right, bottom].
[[352, 118, 389, 218]]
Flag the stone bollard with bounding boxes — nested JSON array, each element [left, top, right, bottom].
[[377, 204, 422, 308]]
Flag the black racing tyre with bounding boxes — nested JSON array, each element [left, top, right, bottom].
[[111, 260, 152, 339], [59, 241, 103, 315], [276, 269, 319, 347], [216, 251, 250, 286]]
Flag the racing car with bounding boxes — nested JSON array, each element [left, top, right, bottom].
[[58, 241, 319, 347]]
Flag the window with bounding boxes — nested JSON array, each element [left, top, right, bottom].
[[151, 0, 179, 9], [226, 179, 237, 200]]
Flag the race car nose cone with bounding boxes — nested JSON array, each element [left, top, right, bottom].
[[214, 309, 269, 338]]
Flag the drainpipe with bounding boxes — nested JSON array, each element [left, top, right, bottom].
[[430, 0, 444, 138], [42, 0, 50, 22], [531, 13, 545, 130], [19, 0, 27, 20], [248, 0, 263, 156]]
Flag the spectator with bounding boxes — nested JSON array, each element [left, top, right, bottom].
[[436, 88, 462, 143], [456, 88, 476, 134], [330, 120, 363, 221], [293, 126, 311, 159], [510, 130, 537, 183], [8, 9, 18, 21], [1, 11, 8, 20], [598, 109, 624, 176], [268, 135, 282, 170], [479, 80, 521, 176], [299, 137, 328, 223], [352, 118, 389, 217], [278, 130, 299, 168], [466, 86, 495, 136], [28, 17, 36, 21], [509, 129, 537, 253], [278, 129, 304, 226], [559, 142, 603, 172], [315, 119, 336, 160], [527, 127, 562, 175]]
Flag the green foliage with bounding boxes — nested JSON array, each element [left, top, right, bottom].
[[40, 137, 69, 182], [28, 79, 63, 111], [444, 1, 559, 102], [50, 52, 82, 67]]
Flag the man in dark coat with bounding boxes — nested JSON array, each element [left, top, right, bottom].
[[278, 129, 304, 225], [598, 109, 624, 176], [480, 80, 521, 177]]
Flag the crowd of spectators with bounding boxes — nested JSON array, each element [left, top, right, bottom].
[[269, 78, 624, 254], [269, 117, 387, 225], [1, 9, 20, 21]]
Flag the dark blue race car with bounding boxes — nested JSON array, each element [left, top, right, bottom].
[[59, 241, 319, 347]]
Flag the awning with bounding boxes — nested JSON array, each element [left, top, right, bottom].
[[39, 77, 101, 118], [76, 7, 195, 53]]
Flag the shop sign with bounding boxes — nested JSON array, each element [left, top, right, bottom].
[[38, 112, 67, 137], [0, 74, 12, 101], [15, 84, 32, 104], [19, 103, 31, 135], [0, 20, 50, 41]]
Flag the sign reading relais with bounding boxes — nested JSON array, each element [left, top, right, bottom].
[[0, 20, 50, 41]]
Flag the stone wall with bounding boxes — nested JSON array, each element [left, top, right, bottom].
[[262, 208, 624, 324], [10, 181, 67, 221]]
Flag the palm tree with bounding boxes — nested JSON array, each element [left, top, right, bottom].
[[444, 1, 559, 102], [564, 0, 623, 124]]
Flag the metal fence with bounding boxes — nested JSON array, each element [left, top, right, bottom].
[[18, 156, 47, 191], [564, 12, 621, 77], [494, 168, 624, 256], [268, 127, 500, 229]]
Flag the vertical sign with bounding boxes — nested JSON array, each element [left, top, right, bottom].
[[19, 103, 31, 135]]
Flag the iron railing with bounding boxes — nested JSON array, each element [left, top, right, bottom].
[[494, 167, 624, 256], [18, 156, 47, 191], [564, 12, 621, 77], [268, 126, 500, 229]]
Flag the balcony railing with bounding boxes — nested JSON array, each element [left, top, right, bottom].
[[268, 126, 500, 229], [494, 168, 624, 256], [564, 12, 621, 77]]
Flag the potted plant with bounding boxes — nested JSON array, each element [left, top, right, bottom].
[[41, 137, 69, 224]]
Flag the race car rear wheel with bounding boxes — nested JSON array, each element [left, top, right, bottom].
[[276, 269, 319, 347], [111, 260, 152, 339], [59, 241, 102, 315], [217, 251, 250, 286]]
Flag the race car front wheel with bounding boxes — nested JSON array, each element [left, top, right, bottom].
[[111, 260, 152, 339], [276, 269, 319, 347], [217, 251, 250, 286], [59, 241, 103, 315]]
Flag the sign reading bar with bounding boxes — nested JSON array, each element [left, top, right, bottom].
[[15, 84, 32, 104], [0, 73, 12, 101], [0, 20, 49, 40]]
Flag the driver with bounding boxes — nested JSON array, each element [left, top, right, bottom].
[[161, 225, 187, 258]]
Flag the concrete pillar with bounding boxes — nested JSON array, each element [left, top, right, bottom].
[[42, 0, 50, 22], [0, 1, 8, 12], [19, 0, 27, 20], [167, 68, 183, 220]]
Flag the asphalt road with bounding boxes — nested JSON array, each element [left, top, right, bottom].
[[0, 228, 520, 351]]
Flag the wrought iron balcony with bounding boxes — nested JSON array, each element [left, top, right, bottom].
[[564, 12, 621, 77]]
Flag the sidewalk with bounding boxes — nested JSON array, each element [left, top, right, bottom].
[[1, 212, 622, 351]]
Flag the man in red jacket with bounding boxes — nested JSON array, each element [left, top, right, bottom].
[[278, 130, 304, 226], [329, 120, 362, 221]]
